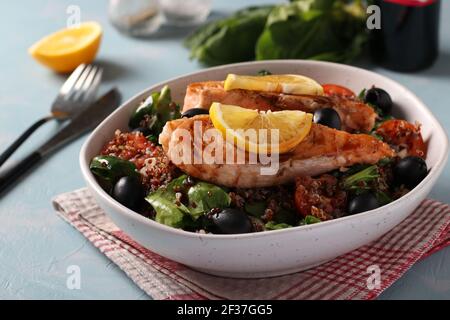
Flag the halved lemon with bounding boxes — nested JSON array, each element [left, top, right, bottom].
[[29, 22, 102, 73], [209, 102, 313, 154], [224, 74, 324, 95]]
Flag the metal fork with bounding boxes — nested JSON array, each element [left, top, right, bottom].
[[0, 64, 103, 167]]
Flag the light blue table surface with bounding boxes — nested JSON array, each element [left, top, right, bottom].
[[1, 0, 449, 300]]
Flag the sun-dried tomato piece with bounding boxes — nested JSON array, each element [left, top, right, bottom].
[[100, 130, 178, 191], [376, 119, 426, 158]]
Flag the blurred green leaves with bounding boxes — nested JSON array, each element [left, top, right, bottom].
[[185, 0, 368, 66]]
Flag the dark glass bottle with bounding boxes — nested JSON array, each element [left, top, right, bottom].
[[370, 0, 441, 72]]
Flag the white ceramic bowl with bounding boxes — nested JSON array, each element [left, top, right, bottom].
[[80, 60, 448, 278]]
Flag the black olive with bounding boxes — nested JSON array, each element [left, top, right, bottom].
[[209, 208, 253, 234], [394, 156, 428, 189], [112, 175, 144, 211], [132, 127, 151, 136], [364, 87, 393, 114], [347, 193, 380, 215], [181, 108, 209, 118], [313, 108, 341, 130]]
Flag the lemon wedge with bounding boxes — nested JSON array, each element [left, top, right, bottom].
[[29, 22, 102, 73], [209, 102, 312, 154], [224, 74, 324, 95]]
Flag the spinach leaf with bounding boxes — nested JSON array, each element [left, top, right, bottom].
[[304, 215, 321, 224], [152, 86, 181, 136], [187, 182, 231, 220], [146, 195, 186, 228], [256, 0, 367, 63], [146, 175, 231, 228], [128, 85, 180, 137], [184, 6, 274, 65], [265, 221, 292, 230], [146, 175, 191, 228], [90, 156, 138, 185], [128, 91, 159, 129], [185, 1, 367, 66]]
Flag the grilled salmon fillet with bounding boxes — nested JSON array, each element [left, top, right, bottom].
[[183, 81, 377, 133], [159, 115, 394, 188]]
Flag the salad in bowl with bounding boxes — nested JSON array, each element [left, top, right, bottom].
[[89, 71, 429, 235]]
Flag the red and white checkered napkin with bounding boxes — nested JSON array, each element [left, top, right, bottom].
[[52, 188, 450, 300]]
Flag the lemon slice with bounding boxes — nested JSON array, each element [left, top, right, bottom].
[[29, 22, 102, 73], [224, 74, 324, 95], [209, 103, 312, 154]]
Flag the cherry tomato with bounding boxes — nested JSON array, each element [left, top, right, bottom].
[[322, 84, 356, 98]]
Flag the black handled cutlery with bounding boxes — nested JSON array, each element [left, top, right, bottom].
[[0, 88, 121, 196]]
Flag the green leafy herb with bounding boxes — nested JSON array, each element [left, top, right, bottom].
[[184, 6, 274, 65], [265, 221, 292, 230], [146, 194, 188, 228], [358, 88, 366, 100], [342, 160, 395, 204], [187, 182, 231, 220], [128, 92, 159, 129], [185, 1, 367, 66], [343, 165, 379, 191], [146, 175, 231, 228], [342, 163, 370, 176], [90, 156, 139, 192], [304, 215, 321, 224], [146, 134, 159, 144], [146, 175, 191, 228], [128, 85, 180, 137]]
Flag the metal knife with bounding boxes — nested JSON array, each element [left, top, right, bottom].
[[0, 88, 121, 195]]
